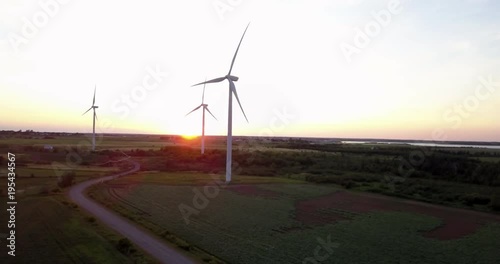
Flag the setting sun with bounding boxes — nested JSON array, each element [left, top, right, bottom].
[[181, 134, 199, 140]]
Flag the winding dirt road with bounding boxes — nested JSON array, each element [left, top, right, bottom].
[[68, 161, 197, 264]]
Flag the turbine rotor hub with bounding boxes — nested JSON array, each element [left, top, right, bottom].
[[227, 75, 239, 82]]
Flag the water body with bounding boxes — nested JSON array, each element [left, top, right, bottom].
[[341, 141, 500, 150]]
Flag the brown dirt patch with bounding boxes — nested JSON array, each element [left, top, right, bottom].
[[295, 191, 500, 240]]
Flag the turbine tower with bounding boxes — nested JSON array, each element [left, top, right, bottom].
[[192, 24, 250, 183], [82, 86, 98, 151], [186, 82, 217, 154]]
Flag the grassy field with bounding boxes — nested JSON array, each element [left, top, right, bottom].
[[2, 132, 500, 263], [0, 195, 158, 264], [0, 165, 121, 198], [0, 134, 162, 263], [89, 172, 500, 264], [107, 171, 305, 186], [0, 133, 197, 151]]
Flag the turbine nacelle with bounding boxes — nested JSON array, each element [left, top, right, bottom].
[[227, 75, 239, 82]]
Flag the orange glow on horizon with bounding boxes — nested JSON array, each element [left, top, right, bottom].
[[181, 134, 199, 140]]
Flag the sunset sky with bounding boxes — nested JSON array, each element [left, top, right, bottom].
[[1, 0, 499, 141]]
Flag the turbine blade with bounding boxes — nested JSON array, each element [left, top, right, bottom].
[[202, 80, 206, 104], [192, 77, 226, 87], [82, 107, 93, 115], [229, 79, 248, 122], [228, 23, 250, 76], [205, 107, 217, 120], [94, 110, 98, 121], [185, 105, 202, 116], [93, 85, 96, 106]]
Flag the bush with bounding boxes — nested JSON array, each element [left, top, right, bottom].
[[160, 230, 191, 251], [116, 238, 134, 255], [342, 180, 356, 189], [176, 240, 191, 251], [38, 186, 50, 195], [463, 193, 491, 206], [58, 171, 75, 188], [491, 195, 500, 211]]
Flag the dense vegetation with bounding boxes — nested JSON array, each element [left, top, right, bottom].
[[116, 142, 500, 212]]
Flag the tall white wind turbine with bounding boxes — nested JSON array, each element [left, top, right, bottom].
[[192, 24, 250, 183], [82, 86, 99, 151], [186, 82, 217, 154]]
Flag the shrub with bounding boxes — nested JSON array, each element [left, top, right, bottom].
[[342, 180, 356, 189], [116, 238, 134, 255], [38, 186, 50, 195], [463, 193, 491, 206], [176, 240, 191, 251], [491, 195, 500, 211], [58, 171, 75, 188]]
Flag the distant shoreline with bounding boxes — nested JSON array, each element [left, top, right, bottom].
[[1, 130, 499, 147], [340, 141, 500, 150]]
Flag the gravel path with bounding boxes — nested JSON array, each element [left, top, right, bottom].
[[68, 161, 197, 264]]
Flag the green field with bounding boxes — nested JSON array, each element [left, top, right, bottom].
[[108, 171, 305, 186], [0, 134, 200, 151], [0, 134, 161, 263], [2, 132, 500, 263], [89, 172, 500, 264], [0, 196, 155, 264], [0, 165, 120, 198]]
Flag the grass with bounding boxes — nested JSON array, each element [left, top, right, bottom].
[[0, 134, 177, 151], [108, 171, 306, 186], [475, 157, 500, 162], [0, 165, 121, 198], [15, 166, 117, 178], [2, 133, 500, 263], [89, 177, 500, 264], [0, 196, 156, 264]]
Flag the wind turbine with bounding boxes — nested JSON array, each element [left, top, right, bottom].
[[82, 86, 98, 151], [186, 82, 217, 154], [192, 23, 250, 183]]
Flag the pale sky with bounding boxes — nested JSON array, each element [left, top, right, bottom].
[[1, 0, 499, 141]]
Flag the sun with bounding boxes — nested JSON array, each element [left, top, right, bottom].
[[181, 134, 199, 140]]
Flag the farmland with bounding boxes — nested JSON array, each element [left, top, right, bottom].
[[0, 132, 160, 263], [89, 172, 500, 263], [0, 196, 135, 264], [1, 131, 500, 263]]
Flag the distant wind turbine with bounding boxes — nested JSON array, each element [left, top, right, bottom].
[[192, 23, 250, 183], [186, 82, 217, 154], [82, 85, 98, 151]]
